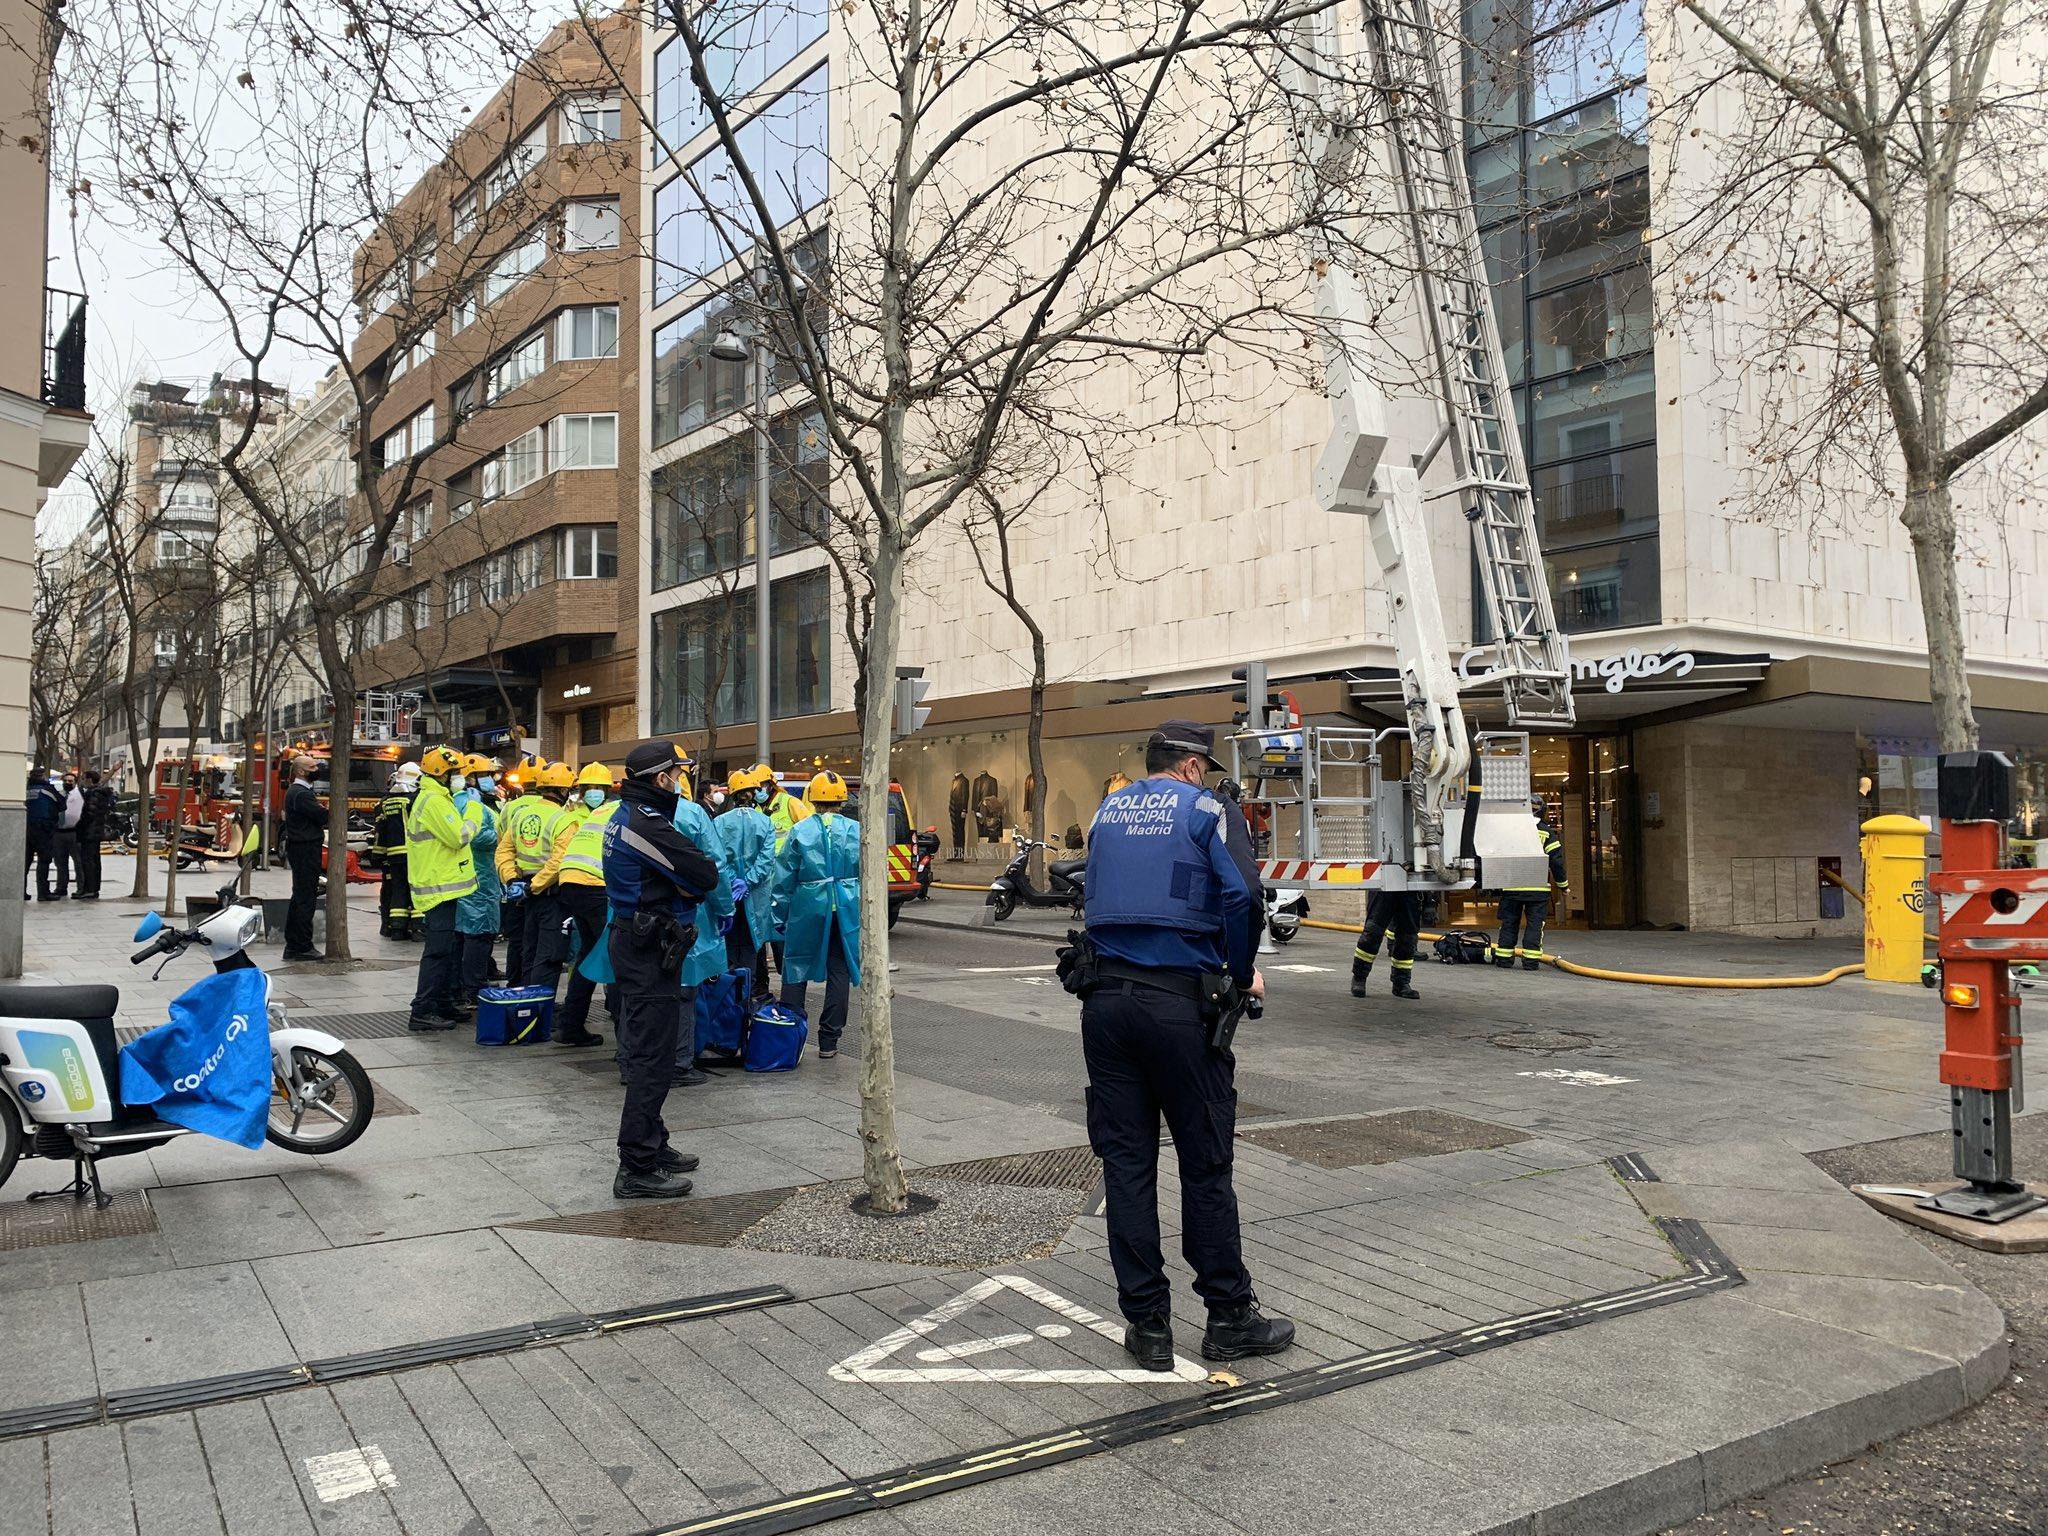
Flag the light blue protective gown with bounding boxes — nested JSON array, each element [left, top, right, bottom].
[[772, 811, 862, 986]]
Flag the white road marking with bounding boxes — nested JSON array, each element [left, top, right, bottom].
[[1268, 963, 1332, 973], [1517, 1067, 1636, 1087], [1016, 976, 1054, 986], [830, 1274, 1208, 1385], [305, 1446, 397, 1503], [961, 964, 1060, 973]]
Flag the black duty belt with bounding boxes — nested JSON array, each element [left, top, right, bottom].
[[1093, 959, 1205, 1003]]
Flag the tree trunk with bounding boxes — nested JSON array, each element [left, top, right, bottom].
[[166, 717, 197, 915], [855, 524, 910, 1214], [1027, 630, 1048, 863], [314, 625, 358, 962], [1903, 482, 1979, 753]]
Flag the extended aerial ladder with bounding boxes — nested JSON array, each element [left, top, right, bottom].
[[1242, 0, 1576, 893]]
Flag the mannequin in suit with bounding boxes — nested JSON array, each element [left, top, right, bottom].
[[948, 772, 970, 859]]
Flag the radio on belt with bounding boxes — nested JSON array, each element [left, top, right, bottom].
[[1925, 750, 2048, 1223]]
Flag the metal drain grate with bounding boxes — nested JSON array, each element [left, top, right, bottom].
[[919, 1144, 1100, 1191], [1490, 1029, 1595, 1054], [370, 1087, 417, 1119], [1236, 1109, 1530, 1170], [119, 1008, 422, 1046], [0, 1190, 157, 1250]]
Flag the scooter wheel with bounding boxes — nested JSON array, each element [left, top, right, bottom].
[[267, 1047, 376, 1154], [1267, 922, 1299, 945], [0, 1094, 20, 1193], [989, 890, 1017, 922]]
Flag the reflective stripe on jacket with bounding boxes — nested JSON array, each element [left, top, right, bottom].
[[497, 793, 554, 879], [403, 777, 477, 911], [531, 802, 588, 893], [559, 800, 621, 886], [767, 790, 813, 852]]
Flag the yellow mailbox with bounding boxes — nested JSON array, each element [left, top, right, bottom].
[[1860, 814, 1930, 984]]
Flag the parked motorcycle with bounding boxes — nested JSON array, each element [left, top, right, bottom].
[[913, 828, 940, 900], [1264, 884, 1310, 945], [0, 840, 375, 1206], [986, 836, 1086, 922]]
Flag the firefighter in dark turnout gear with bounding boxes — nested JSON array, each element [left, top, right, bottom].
[[1351, 890, 1423, 999], [1495, 798, 1567, 970], [373, 762, 422, 939], [603, 742, 721, 1200]]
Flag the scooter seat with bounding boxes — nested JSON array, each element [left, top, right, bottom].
[[1047, 857, 1087, 881], [0, 984, 119, 1021]]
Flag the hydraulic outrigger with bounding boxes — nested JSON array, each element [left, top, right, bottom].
[[1242, 0, 1575, 895]]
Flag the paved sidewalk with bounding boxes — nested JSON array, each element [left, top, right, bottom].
[[0, 869, 2012, 1534]]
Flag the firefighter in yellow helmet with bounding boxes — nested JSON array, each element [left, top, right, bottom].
[[494, 759, 554, 982], [403, 745, 479, 1031], [454, 754, 504, 1000], [511, 761, 577, 990]]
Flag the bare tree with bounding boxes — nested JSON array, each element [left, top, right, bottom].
[[29, 540, 111, 771], [1652, 0, 2048, 750]]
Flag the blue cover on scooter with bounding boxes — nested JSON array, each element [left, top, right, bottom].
[[118, 969, 274, 1150]]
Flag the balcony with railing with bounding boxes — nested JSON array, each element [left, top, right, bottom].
[[38, 288, 92, 489]]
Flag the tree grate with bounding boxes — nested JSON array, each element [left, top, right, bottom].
[[0, 1190, 157, 1250], [1236, 1109, 1530, 1170]]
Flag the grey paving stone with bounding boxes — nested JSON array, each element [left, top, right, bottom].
[[1700, 1218, 1973, 1285], [450, 1354, 649, 1534], [255, 1228, 570, 1359], [148, 1175, 330, 1269], [282, 1151, 552, 1247], [683, 1312, 903, 1480], [1726, 1267, 2009, 1400], [190, 1399, 319, 1536], [478, 1138, 628, 1214], [0, 1434, 49, 1536], [1645, 1138, 1852, 1193], [144, 1105, 507, 1185], [717, 1114, 871, 1179], [394, 1365, 576, 1535], [122, 1414, 228, 1536], [506, 1346, 711, 1525], [83, 1262, 295, 1393], [47, 1423, 137, 1536], [558, 1332, 777, 1508], [0, 1229, 172, 1297], [321, 1372, 484, 1536], [262, 1384, 406, 1536], [0, 1281, 95, 1411]]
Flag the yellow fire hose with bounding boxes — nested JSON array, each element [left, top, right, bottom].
[[1299, 917, 1865, 989]]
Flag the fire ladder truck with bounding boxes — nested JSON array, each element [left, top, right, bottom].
[[1238, 0, 1576, 895]]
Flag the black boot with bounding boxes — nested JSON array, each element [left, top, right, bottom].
[[1521, 957, 1542, 972], [1201, 1302, 1296, 1362], [657, 1147, 701, 1174], [1350, 961, 1373, 999], [614, 1166, 693, 1200], [1123, 1316, 1174, 1372], [1391, 973, 1420, 1000], [1493, 953, 1514, 968]]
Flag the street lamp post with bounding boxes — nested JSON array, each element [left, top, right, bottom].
[[711, 325, 772, 767]]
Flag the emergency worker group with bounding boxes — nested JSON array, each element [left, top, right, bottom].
[[374, 742, 864, 1201]]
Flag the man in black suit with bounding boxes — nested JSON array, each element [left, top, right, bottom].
[[281, 756, 328, 961]]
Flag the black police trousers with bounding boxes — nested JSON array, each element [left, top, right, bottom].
[[1496, 892, 1550, 967], [1081, 978, 1254, 1325], [524, 892, 569, 993], [501, 895, 527, 983], [612, 919, 683, 1174], [284, 839, 323, 954]]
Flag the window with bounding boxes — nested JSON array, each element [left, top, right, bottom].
[[511, 537, 547, 593], [652, 409, 828, 588], [485, 229, 545, 304], [411, 403, 436, 455], [379, 425, 410, 469], [562, 96, 621, 143], [453, 292, 479, 332], [359, 266, 399, 322], [414, 586, 432, 628], [654, 0, 828, 154], [408, 501, 433, 542], [651, 568, 830, 733], [155, 631, 178, 663], [651, 230, 827, 445], [488, 121, 548, 205], [410, 236, 439, 290], [503, 426, 545, 494], [579, 705, 602, 746], [558, 304, 619, 360], [563, 199, 621, 251], [549, 412, 619, 470], [447, 566, 474, 616], [155, 530, 207, 567], [559, 525, 619, 579], [448, 468, 479, 521], [388, 330, 435, 380], [654, 64, 828, 304], [453, 190, 479, 240], [163, 483, 217, 515], [488, 331, 548, 400], [450, 372, 479, 422]]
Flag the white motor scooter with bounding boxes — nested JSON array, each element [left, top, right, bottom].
[[0, 835, 375, 1206]]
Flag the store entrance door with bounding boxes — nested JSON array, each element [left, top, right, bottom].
[[1440, 732, 1637, 932]]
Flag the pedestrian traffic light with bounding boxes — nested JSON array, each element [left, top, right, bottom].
[[892, 668, 932, 740], [1232, 662, 1271, 729]]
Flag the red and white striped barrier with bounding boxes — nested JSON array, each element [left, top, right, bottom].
[[1257, 859, 1381, 886]]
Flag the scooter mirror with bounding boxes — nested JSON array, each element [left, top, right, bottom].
[[133, 911, 165, 942]]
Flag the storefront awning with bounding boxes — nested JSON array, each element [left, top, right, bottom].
[[1346, 647, 1772, 725]]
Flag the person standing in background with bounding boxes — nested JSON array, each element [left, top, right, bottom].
[[455, 754, 504, 1006], [74, 769, 115, 900], [719, 766, 779, 982], [402, 747, 478, 1032], [774, 771, 862, 1060], [281, 755, 328, 961], [23, 768, 61, 901], [373, 763, 421, 939], [51, 773, 83, 901]]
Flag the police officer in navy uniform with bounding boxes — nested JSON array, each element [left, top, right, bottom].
[[603, 742, 721, 1200], [1081, 720, 1295, 1370]]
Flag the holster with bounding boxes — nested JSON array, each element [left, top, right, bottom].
[[1056, 929, 1100, 996], [629, 910, 694, 977], [1199, 970, 1246, 1052]]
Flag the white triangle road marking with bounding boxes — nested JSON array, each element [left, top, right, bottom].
[[828, 1274, 1208, 1384]]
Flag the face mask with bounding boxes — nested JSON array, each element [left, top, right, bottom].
[[583, 787, 608, 809], [478, 775, 496, 793], [449, 774, 467, 792]]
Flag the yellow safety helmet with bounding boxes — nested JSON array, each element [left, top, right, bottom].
[[460, 753, 498, 777], [728, 763, 769, 793], [538, 762, 576, 790], [575, 761, 616, 789], [806, 770, 848, 805], [419, 744, 462, 779]]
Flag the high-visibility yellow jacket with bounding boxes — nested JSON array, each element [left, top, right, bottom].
[[531, 800, 589, 894], [404, 776, 477, 912], [555, 799, 622, 888], [767, 790, 814, 853], [495, 792, 555, 884]]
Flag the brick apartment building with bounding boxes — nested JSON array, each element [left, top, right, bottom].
[[349, 15, 643, 766]]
